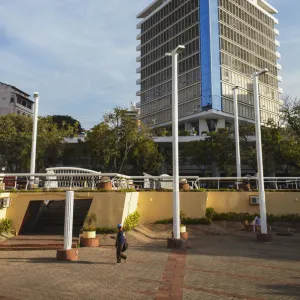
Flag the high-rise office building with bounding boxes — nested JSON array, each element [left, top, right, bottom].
[[136, 0, 282, 134]]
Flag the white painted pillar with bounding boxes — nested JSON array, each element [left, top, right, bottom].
[[232, 86, 241, 178], [253, 71, 268, 234], [199, 119, 209, 135], [64, 191, 74, 250], [30, 92, 39, 182], [172, 50, 180, 240]]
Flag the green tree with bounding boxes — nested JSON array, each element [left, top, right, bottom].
[[86, 107, 163, 174], [0, 114, 32, 171], [0, 114, 77, 172], [51, 115, 84, 134], [182, 128, 235, 176], [130, 139, 164, 174]]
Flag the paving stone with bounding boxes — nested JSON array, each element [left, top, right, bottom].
[[0, 232, 299, 299]]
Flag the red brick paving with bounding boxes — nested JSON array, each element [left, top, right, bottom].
[[185, 266, 296, 285], [155, 250, 186, 300], [184, 285, 265, 300], [0, 235, 79, 250]]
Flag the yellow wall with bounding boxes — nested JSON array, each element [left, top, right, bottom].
[[6, 192, 127, 234], [206, 192, 260, 214], [87, 192, 126, 228], [265, 192, 300, 215], [4, 191, 300, 234], [138, 192, 207, 223], [0, 193, 9, 220], [206, 192, 300, 215], [0, 208, 6, 220]]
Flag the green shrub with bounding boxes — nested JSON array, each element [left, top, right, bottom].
[[0, 219, 12, 234], [180, 210, 186, 219], [123, 211, 140, 231], [182, 217, 212, 225], [205, 207, 216, 220], [154, 218, 172, 224], [211, 211, 300, 222], [96, 227, 118, 234], [83, 213, 97, 231], [155, 217, 212, 225]]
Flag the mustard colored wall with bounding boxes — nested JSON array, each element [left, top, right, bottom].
[[87, 192, 126, 227], [206, 192, 300, 215], [5, 191, 300, 234], [6, 192, 127, 234], [7, 192, 69, 234], [206, 192, 260, 214], [265, 192, 300, 215], [138, 192, 207, 224], [0, 193, 9, 220]]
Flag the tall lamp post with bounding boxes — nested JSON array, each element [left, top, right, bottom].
[[253, 69, 269, 237], [232, 86, 241, 180], [166, 45, 185, 240], [30, 92, 39, 184]]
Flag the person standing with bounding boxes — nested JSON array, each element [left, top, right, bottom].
[[115, 224, 127, 264]]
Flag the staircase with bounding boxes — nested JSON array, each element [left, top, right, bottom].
[[20, 199, 92, 236]]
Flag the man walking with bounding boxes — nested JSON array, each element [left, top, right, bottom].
[[116, 224, 127, 264]]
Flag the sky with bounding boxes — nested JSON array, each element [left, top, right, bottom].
[[0, 0, 299, 129]]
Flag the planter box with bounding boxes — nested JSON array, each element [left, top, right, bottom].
[[80, 237, 100, 247], [83, 231, 96, 239], [180, 225, 186, 233]]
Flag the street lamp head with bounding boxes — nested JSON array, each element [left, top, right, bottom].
[[257, 68, 269, 76], [232, 85, 239, 90], [33, 92, 39, 98], [175, 45, 185, 54]]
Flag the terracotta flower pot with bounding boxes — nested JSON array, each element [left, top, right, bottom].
[[97, 181, 112, 190], [180, 183, 190, 191]]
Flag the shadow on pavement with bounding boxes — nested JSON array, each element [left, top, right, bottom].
[[262, 283, 300, 298], [0, 257, 115, 265]]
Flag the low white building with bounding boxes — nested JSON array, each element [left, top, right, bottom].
[[0, 82, 33, 117]]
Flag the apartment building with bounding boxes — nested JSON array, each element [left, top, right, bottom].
[[0, 82, 33, 117], [136, 0, 282, 134]]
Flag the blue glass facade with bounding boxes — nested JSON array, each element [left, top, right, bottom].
[[199, 0, 222, 111]]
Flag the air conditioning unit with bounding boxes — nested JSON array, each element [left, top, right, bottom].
[[0, 198, 11, 208], [249, 196, 260, 205]]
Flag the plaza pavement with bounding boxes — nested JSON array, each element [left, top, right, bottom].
[[0, 232, 299, 300]]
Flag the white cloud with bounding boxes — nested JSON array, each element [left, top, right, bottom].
[[0, 0, 149, 128], [0, 0, 299, 128]]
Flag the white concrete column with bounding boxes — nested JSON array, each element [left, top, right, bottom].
[[199, 119, 209, 135], [172, 50, 180, 240], [30, 92, 39, 182], [64, 191, 74, 250], [216, 119, 225, 129], [253, 71, 268, 234]]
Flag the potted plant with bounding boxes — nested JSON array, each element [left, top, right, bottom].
[[97, 176, 112, 190], [179, 179, 189, 191], [180, 211, 187, 233], [83, 213, 97, 238]]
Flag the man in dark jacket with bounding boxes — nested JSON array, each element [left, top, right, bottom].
[[115, 224, 127, 264]]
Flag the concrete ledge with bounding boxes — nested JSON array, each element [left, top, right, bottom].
[[256, 233, 273, 243], [80, 237, 100, 247], [167, 238, 187, 249], [56, 248, 79, 261]]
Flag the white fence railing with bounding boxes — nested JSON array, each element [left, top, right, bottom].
[[1, 172, 300, 191]]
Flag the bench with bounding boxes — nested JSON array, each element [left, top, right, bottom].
[[3, 176, 17, 189]]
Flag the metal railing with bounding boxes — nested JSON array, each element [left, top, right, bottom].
[[1, 173, 300, 191]]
